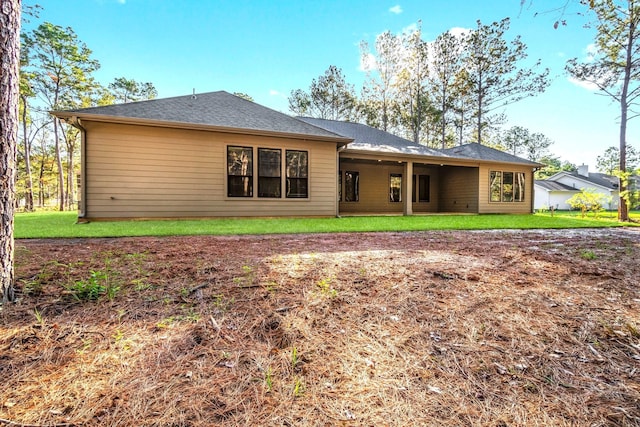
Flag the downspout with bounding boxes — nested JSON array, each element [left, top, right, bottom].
[[336, 145, 347, 218], [68, 116, 87, 221]]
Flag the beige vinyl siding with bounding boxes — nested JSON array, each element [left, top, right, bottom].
[[83, 122, 338, 218], [412, 165, 439, 213], [478, 164, 533, 214], [339, 161, 404, 213], [437, 166, 479, 213]]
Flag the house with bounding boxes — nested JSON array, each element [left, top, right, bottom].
[[534, 164, 622, 210], [52, 91, 541, 220]]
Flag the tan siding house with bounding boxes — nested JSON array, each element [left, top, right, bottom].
[[53, 91, 541, 220]]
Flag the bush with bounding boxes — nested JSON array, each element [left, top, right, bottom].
[[566, 189, 610, 218]]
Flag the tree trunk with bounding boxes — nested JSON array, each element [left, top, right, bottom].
[[618, 11, 634, 223], [20, 95, 34, 211], [53, 118, 65, 211], [0, 0, 21, 303]]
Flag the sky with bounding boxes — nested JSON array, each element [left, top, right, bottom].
[[22, 0, 639, 171]]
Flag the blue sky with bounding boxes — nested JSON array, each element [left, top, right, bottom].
[[24, 0, 638, 170]]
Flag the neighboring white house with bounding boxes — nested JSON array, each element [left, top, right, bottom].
[[534, 164, 620, 210]]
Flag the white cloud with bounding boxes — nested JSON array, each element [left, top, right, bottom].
[[448, 27, 470, 38], [568, 76, 599, 91], [269, 89, 285, 97], [401, 22, 418, 35], [389, 5, 402, 14], [117, 0, 126, 4]]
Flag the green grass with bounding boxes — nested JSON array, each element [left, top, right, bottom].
[[14, 210, 639, 239]]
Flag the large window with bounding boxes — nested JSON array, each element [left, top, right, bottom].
[[390, 174, 402, 202], [344, 171, 359, 202], [258, 148, 281, 198], [286, 150, 308, 198], [490, 171, 525, 202], [413, 174, 430, 203], [227, 146, 253, 197]]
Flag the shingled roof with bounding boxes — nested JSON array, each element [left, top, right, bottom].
[[535, 180, 580, 192], [52, 91, 350, 143], [297, 117, 446, 157], [441, 143, 543, 166]]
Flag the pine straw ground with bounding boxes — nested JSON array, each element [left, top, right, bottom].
[[1, 229, 639, 427]]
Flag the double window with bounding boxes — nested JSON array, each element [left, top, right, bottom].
[[227, 146, 308, 199], [490, 171, 525, 202]]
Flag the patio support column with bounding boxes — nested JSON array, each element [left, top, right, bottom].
[[404, 160, 413, 216]]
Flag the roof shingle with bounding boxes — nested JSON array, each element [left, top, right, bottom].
[[53, 91, 348, 141]]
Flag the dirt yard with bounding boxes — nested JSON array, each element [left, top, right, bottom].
[[1, 229, 639, 426]]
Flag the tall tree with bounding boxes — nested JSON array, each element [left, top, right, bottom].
[[394, 24, 433, 144], [359, 31, 401, 131], [108, 77, 158, 103], [567, 0, 640, 221], [288, 66, 357, 121], [23, 22, 100, 211], [430, 30, 464, 148], [535, 155, 577, 179], [0, 0, 21, 303], [462, 18, 550, 144], [502, 125, 553, 161], [596, 145, 640, 174], [19, 35, 36, 211]]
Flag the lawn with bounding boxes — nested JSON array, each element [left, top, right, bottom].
[[14, 210, 638, 238]]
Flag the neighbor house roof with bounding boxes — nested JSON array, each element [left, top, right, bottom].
[[52, 91, 351, 144], [534, 180, 580, 192], [548, 171, 619, 191], [441, 144, 543, 167], [297, 117, 446, 158]]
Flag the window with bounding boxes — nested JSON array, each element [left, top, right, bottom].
[[416, 174, 430, 202], [344, 171, 359, 202], [514, 172, 525, 201], [502, 172, 514, 202], [258, 148, 281, 198], [227, 146, 253, 197], [490, 170, 525, 202], [390, 174, 402, 202], [286, 150, 308, 198], [338, 170, 342, 202]]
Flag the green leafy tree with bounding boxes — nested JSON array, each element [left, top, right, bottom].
[[462, 18, 550, 144], [535, 155, 577, 179], [108, 77, 157, 103], [430, 30, 464, 148], [0, 0, 21, 303], [567, 188, 610, 217], [596, 145, 639, 174], [288, 66, 357, 121], [567, 0, 640, 221], [394, 23, 433, 144], [18, 32, 37, 211], [502, 125, 553, 161], [23, 22, 100, 211], [232, 92, 253, 102]]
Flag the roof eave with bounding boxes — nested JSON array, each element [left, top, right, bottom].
[[342, 148, 541, 167], [51, 111, 353, 145]]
